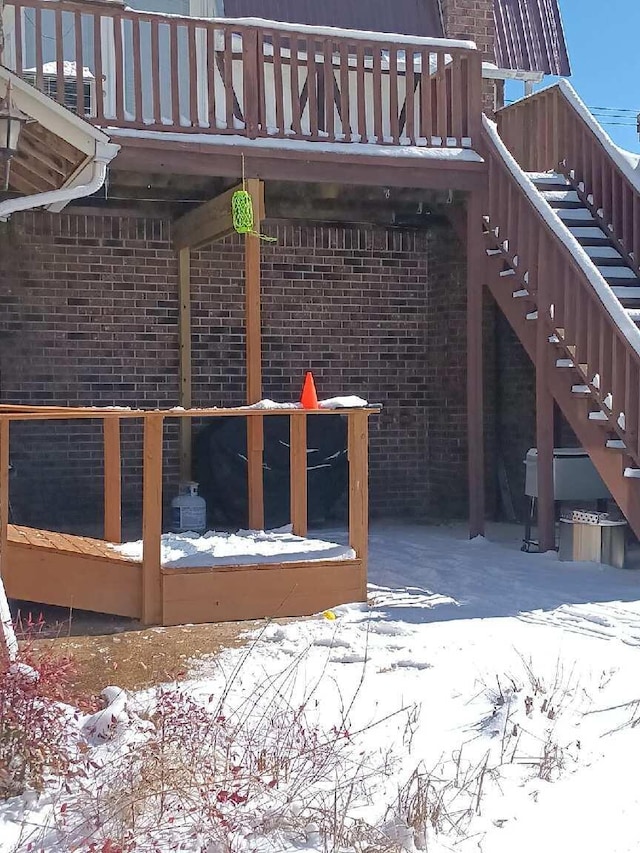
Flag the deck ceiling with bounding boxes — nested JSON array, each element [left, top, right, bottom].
[[1, 121, 87, 195]]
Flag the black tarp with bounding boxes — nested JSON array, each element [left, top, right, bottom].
[[195, 415, 348, 529]]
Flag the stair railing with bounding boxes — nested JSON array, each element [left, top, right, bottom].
[[497, 82, 640, 276], [483, 115, 640, 465]]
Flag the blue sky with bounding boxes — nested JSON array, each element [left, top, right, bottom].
[[506, 0, 640, 153]]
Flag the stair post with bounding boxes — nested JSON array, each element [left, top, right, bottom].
[[467, 190, 485, 537], [536, 247, 555, 552]]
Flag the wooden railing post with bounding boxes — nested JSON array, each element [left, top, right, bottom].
[[178, 247, 193, 482], [243, 25, 260, 139], [142, 414, 164, 625], [467, 51, 483, 150], [348, 410, 369, 600], [0, 417, 17, 660], [467, 190, 485, 537], [103, 416, 122, 543], [290, 413, 308, 536]]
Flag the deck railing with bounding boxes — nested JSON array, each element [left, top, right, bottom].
[[1, 1, 482, 148], [497, 83, 640, 275], [0, 405, 375, 624]]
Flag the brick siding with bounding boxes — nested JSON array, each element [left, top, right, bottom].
[[0, 210, 486, 531], [440, 0, 499, 113]]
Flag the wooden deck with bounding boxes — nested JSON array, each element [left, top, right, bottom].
[[1, 2, 485, 189], [6, 525, 142, 619], [0, 406, 376, 627], [4, 524, 365, 626]]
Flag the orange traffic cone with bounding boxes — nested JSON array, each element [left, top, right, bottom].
[[300, 371, 319, 409]]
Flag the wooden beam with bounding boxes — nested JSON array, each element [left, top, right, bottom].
[[348, 410, 369, 600], [536, 245, 555, 553], [178, 247, 193, 482], [467, 191, 485, 537], [246, 178, 265, 530], [103, 417, 122, 543], [173, 182, 243, 250], [245, 178, 264, 404], [290, 414, 308, 536], [0, 419, 17, 660], [115, 139, 488, 193], [142, 415, 164, 625]]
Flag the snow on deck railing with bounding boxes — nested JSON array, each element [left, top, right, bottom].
[[483, 114, 640, 359], [497, 81, 640, 272], [556, 81, 640, 194], [2, 0, 483, 148]]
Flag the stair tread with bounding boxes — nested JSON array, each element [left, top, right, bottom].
[[527, 172, 570, 185], [584, 246, 624, 260], [558, 210, 599, 225], [612, 287, 640, 300], [540, 189, 581, 202], [598, 266, 638, 280]]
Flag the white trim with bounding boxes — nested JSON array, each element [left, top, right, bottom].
[[482, 62, 543, 83], [0, 140, 119, 220]]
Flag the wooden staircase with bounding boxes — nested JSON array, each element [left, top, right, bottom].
[[483, 82, 640, 540]]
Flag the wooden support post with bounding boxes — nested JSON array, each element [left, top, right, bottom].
[[245, 179, 263, 404], [467, 191, 485, 537], [103, 417, 122, 543], [348, 410, 369, 600], [536, 259, 555, 553], [290, 414, 308, 536], [178, 247, 193, 483], [246, 178, 265, 529], [0, 418, 17, 659], [142, 415, 164, 625]]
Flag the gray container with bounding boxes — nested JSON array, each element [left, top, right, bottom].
[[558, 519, 627, 568], [525, 448, 610, 501]]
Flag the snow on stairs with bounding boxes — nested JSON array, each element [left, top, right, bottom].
[[530, 173, 640, 317]]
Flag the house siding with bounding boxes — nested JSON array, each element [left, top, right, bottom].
[[0, 210, 500, 531]]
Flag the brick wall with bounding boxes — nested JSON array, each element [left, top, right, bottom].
[[440, 0, 499, 113], [0, 209, 482, 531]]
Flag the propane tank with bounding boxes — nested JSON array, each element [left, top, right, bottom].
[[171, 482, 207, 534]]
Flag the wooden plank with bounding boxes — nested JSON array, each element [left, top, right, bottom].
[[55, 9, 65, 105], [172, 183, 242, 250], [113, 14, 125, 122], [142, 415, 164, 625], [170, 20, 181, 127], [94, 12, 104, 122], [247, 416, 265, 530], [161, 558, 364, 625], [178, 247, 193, 482], [0, 421, 9, 582], [388, 46, 399, 144], [103, 416, 122, 543], [290, 413, 307, 536], [132, 14, 143, 123], [245, 178, 264, 403], [0, 418, 14, 657], [466, 191, 485, 538], [4, 541, 141, 619], [245, 177, 264, 530], [536, 241, 555, 553], [348, 410, 369, 600], [150, 17, 161, 125]]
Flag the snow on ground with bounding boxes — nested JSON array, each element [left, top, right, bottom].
[[5, 522, 640, 852], [112, 528, 355, 568]]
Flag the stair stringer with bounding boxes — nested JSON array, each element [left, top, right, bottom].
[[485, 250, 640, 539]]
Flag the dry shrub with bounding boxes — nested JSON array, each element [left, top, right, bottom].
[[0, 643, 78, 799]]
